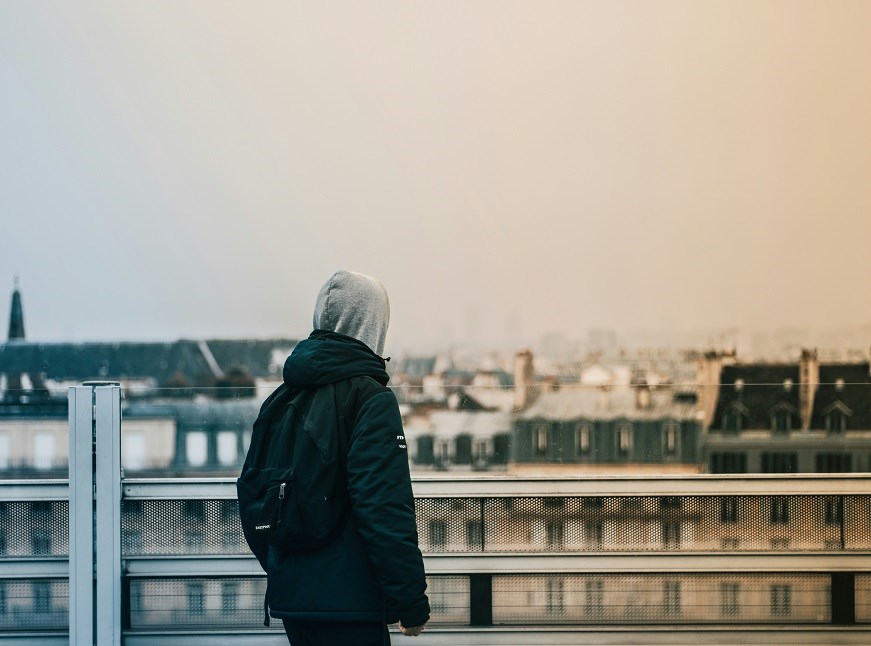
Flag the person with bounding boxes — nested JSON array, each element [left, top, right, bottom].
[[264, 270, 429, 645]]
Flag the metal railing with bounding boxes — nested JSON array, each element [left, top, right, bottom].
[[3, 383, 871, 644]]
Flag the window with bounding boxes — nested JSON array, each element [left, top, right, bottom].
[[546, 577, 565, 614], [583, 497, 604, 510], [663, 581, 681, 617], [473, 440, 488, 465], [816, 452, 852, 473], [710, 452, 747, 474], [576, 424, 591, 456], [185, 432, 208, 467], [771, 584, 791, 617], [183, 500, 206, 522], [617, 425, 632, 458], [761, 452, 797, 473], [772, 411, 791, 433], [824, 498, 842, 526], [492, 434, 510, 464], [130, 583, 143, 616], [31, 501, 51, 519], [0, 582, 6, 614], [222, 530, 241, 549], [222, 581, 238, 613], [187, 582, 204, 615], [32, 581, 51, 613], [126, 500, 143, 517], [535, 425, 549, 457], [544, 497, 565, 508], [33, 433, 55, 470], [416, 436, 434, 465], [454, 435, 472, 464], [663, 423, 679, 457], [123, 530, 143, 554], [0, 434, 8, 470], [723, 411, 742, 433], [429, 520, 447, 549], [185, 531, 205, 552], [663, 522, 681, 549], [123, 432, 146, 471], [721, 582, 739, 616], [660, 496, 681, 511], [546, 521, 564, 549], [585, 579, 604, 617], [770, 497, 789, 525], [429, 577, 448, 613], [585, 522, 603, 549], [32, 529, 51, 555], [0, 530, 6, 556], [435, 440, 450, 466], [720, 497, 738, 524], [220, 500, 239, 522], [826, 411, 847, 433], [466, 520, 483, 549], [217, 432, 238, 466]]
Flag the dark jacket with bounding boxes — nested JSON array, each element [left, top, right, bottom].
[[264, 330, 430, 628]]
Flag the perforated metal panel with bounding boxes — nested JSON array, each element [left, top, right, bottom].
[[122, 499, 247, 556], [492, 574, 831, 625], [0, 501, 68, 558], [0, 579, 69, 630], [415, 495, 865, 552], [128, 576, 469, 630], [855, 575, 871, 623], [426, 576, 470, 625], [129, 578, 269, 630]]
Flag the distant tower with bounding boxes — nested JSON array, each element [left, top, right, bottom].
[[7, 276, 25, 341]]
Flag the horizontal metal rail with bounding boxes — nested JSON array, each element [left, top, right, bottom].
[[121, 626, 871, 645], [121, 474, 871, 499], [122, 551, 871, 577]]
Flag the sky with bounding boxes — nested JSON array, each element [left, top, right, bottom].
[[1, 1, 870, 354]]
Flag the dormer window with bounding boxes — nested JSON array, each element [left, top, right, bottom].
[[826, 410, 847, 433], [617, 424, 632, 458], [535, 424, 549, 456], [576, 424, 591, 456], [723, 410, 742, 432], [772, 410, 791, 433]]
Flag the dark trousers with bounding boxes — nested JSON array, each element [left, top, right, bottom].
[[283, 619, 391, 646]]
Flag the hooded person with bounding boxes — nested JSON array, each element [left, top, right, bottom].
[[256, 270, 429, 645]]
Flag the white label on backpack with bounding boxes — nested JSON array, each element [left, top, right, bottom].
[[397, 434, 406, 449], [255, 524, 271, 531]]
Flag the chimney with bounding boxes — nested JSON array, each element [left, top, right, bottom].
[[799, 348, 819, 430], [7, 276, 25, 341], [695, 350, 730, 431], [513, 349, 535, 410], [635, 382, 651, 410]]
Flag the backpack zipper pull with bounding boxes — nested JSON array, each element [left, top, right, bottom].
[[279, 482, 286, 500]]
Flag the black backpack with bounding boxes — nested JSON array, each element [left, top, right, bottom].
[[237, 381, 356, 568]]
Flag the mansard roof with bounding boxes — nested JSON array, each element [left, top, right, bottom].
[[810, 363, 871, 430], [519, 386, 698, 422], [710, 364, 801, 430], [0, 338, 298, 386]]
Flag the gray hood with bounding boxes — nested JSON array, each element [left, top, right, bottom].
[[312, 270, 390, 356]]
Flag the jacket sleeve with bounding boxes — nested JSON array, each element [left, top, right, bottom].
[[345, 389, 430, 627]]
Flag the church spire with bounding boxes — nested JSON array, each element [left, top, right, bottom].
[[7, 276, 25, 341]]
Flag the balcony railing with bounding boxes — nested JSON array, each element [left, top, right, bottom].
[[3, 475, 871, 644]]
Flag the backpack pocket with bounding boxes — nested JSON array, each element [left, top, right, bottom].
[[237, 466, 302, 549]]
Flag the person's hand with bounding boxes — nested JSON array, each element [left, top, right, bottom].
[[398, 621, 425, 636]]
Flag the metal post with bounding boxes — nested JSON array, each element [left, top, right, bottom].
[[68, 383, 122, 646], [68, 386, 95, 646]]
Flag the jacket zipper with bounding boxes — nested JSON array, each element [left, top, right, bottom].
[[277, 482, 286, 526]]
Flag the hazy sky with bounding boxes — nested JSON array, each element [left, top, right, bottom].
[[2, 1, 869, 353]]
